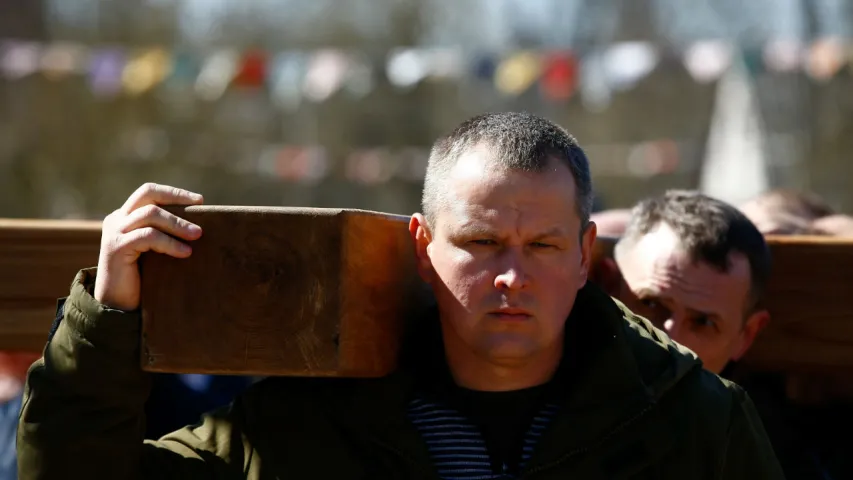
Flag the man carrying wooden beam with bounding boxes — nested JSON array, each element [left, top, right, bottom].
[[17, 113, 784, 479]]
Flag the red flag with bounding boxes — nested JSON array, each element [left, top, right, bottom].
[[233, 49, 267, 88], [540, 52, 578, 102]]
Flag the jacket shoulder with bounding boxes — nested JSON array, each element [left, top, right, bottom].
[[608, 293, 746, 421]]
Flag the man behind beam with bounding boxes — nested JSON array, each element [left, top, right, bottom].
[[608, 190, 772, 374], [602, 190, 839, 478]]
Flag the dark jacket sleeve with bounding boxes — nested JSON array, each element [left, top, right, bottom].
[[718, 386, 787, 480], [17, 269, 253, 480]]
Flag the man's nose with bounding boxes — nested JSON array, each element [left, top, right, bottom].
[[494, 250, 529, 291]]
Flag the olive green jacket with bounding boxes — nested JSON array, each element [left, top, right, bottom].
[[17, 268, 784, 479]]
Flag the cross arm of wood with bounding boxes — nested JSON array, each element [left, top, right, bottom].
[[1, 209, 852, 377]]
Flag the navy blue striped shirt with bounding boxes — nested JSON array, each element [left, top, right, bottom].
[[408, 395, 560, 479]]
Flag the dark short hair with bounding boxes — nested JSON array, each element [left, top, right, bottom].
[[616, 190, 771, 312], [422, 112, 593, 229]]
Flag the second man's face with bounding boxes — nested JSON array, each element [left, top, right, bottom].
[[614, 224, 766, 374]]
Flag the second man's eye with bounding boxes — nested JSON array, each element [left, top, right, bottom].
[[692, 315, 716, 329], [639, 299, 671, 323], [640, 298, 660, 309]]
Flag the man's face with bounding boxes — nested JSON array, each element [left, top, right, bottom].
[[614, 224, 768, 373], [410, 147, 595, 367]]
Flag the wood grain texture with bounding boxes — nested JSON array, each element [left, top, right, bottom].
[[138, 206, 428, 377], [0, 219, 101, 351], [140, 206, 345, 375], [2, 215, 853, 377], [337, 211, 432, 376], [740, 236, 853, 372]]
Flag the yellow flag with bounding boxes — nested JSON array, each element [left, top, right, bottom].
[[122, 48, 171, 95], [494, 51, 542, 96]]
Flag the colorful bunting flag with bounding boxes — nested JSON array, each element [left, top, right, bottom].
[[268, 51, 307, 111], [470, 53, 497, 82], [233, 49, 267, 89], [40, 42, 88, 79], [539, 51, 578, 102], [303, 49, 349, 102], [1, 37, 852, 109], [386, 48, 428, 89], [195, 50, 238, 101], [122, 48, 171, 96], [579, 51, 611, 112], [494, 51, 541, 96], [806, 37, 845, 82], [88, 48, 126, 98], [423, 48, 464, 80], [166, 51, 200, 87], [1, 41, 40, 79], [763, 39, 803, 73], [602, 42, 659, 91]]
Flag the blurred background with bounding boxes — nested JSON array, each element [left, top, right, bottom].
[[3, 2, 853, 477], [1, 0, 852, 218]]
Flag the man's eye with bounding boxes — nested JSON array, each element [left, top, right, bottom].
[[470, 239, 496, 246], [531, 242, 553, 248], [638, 299, 671, 323], [693, 316, 715, 328], [641, 299, 661, 309]]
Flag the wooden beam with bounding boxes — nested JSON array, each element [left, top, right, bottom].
[[1, 213, 852, 376], [742, 235, 853, 372], [139, 206, 427, 377], [0, 219, 101, 351]]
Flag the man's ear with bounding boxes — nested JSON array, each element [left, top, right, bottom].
[[732, 309, 771, 361], [578, 221, 598, 286], [409, 213, 434, 284]]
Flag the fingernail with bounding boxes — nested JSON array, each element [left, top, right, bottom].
[[180, 243, 192, 254], [188, 224, 202, 234]]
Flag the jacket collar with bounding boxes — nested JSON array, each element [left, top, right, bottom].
[[345, 282, 699, 476], [520, 283, 689, 474]]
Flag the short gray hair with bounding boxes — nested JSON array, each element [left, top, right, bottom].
[[422, 112, 593, 230]]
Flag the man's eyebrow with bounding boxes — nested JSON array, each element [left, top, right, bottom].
[[456, 226, 570, 238], [635, 289, 664, 301], [687, 308, 719, 319], [532, 227, 570, 239], [453, 224, 498, 237]]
